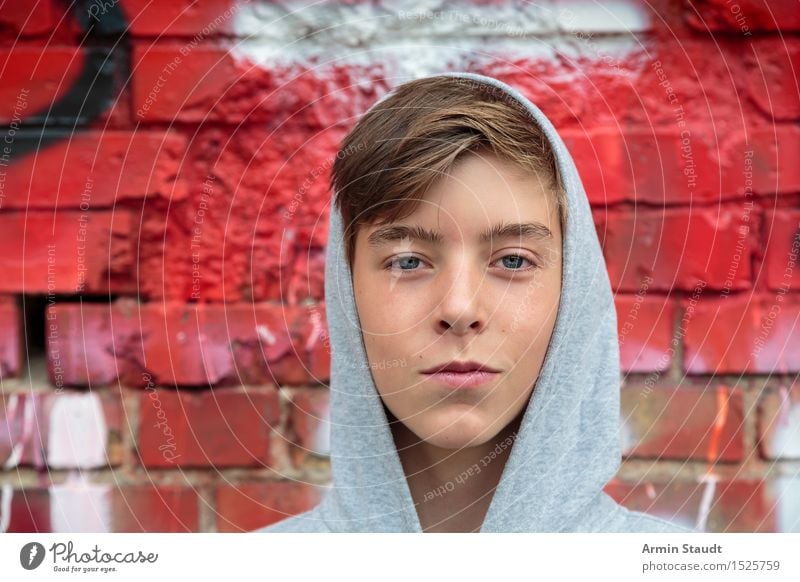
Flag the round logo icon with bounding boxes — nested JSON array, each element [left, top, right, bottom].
[[20, 542, 46, 570]]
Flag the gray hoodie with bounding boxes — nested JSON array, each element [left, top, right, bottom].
[[256, 71, 695, 533]]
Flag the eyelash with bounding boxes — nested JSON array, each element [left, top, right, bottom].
[[383, 253, 540, 274]]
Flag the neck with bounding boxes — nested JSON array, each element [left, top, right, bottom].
[[388, 407, 524, 532]]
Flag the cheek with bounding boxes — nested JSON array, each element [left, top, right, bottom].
[[360, 284, 429, 335], [497, 276, 561, 327]]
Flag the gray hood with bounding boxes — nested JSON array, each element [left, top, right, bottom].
[[257, 72, 695, 533]]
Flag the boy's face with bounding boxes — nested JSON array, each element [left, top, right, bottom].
[[352, 150, 563, 449]]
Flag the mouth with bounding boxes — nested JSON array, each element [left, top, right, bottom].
[[420, 360, 501, 374], [420, 360, 501, 389], [421, 370, 500, 389]]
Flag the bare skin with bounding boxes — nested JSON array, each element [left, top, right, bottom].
[[390, 404, 525, 532]]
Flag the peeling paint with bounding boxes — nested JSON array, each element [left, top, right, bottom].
[[772, 385, 800, 458], [767, 474, 800, 533], [304, 312, 323, 352], [49, 472, 112, 532], [0, 483, 11, 533], [695, 472, 718, 533], [256, 324, 276, 345], [2, 394, 38, 470], [695, 386, 730, 531], [47, 393, 108, 469], [230, 0, 650, 79], [706, 385, 730, 464], [556, 0, 650, 33]]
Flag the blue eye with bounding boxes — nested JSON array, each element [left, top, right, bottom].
[[385, 254, 538, 274], [496, 254, 537, 271], [387, 255, 423, 271]]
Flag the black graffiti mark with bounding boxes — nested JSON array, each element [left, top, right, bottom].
[[0, 0, 130, 160]]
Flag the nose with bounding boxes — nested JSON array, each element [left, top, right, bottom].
[[434, 257, 486, 336]]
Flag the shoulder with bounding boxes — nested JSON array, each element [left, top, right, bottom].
[[251, 507, 330, 533], [588, 492, 697, 533], [613, 504, 698, 534]]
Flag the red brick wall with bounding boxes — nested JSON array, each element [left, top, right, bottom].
[[0, 0, 798, 533]]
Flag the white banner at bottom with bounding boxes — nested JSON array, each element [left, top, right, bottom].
[[1, 533, 798, 581]]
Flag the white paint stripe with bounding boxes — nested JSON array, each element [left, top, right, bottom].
[[556, 0, 650, 33], [49, 472, 112, 533], [230, 0, 650, 77], [0, 484, 12, 533], [695, 472, 718, 532], [769, 475, 800, 533], [773, 385, 800, 458], [3, 394, 36, 470], [47, 393, 108, 469]]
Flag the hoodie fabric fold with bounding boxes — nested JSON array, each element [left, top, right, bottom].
[[256, 71, 695, 533]]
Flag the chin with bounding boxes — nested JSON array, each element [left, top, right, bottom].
[[415, 412, 497, 449]]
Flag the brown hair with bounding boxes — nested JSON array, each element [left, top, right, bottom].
[[330, 75, 568, 268]]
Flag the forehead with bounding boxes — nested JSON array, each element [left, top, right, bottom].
[[360, 151, 560, 247]]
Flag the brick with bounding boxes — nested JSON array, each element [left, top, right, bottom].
[[0, 3, 55, 36], [0, 48, 81, 124], [225, 303, 331, 386], [0, 296, 21, 379], [757, 383, 800, 460], [743, 40, 800, 121], [124, 0, 241, 37], [710, 128, 800, 198], [217, 304, 298, 385], [539, 36, 743, 130], [563, 130, 720, 205], [47, 303, 125, 388], [683, 295, 800, 374], [569, 128, 797, 204], [137, 386, 280, 468], [134, 302, 238, 387], [763, 210, 800, 291], [741, 126, 800, 194], [4, 484, 198, 532], [0, 389, 123, 469], [0, 392, 47, 469], [48, 301, 238, 387], [130, 303, 325, 387], [0, 211, 134, 294], [1, 131, 187, 209], [216, 481, 324, 532], [131, 44, 243, 123], [46, 301, 331, 388], [286, 387, 331, 459], [174, 126, 337, 302], [0, 47, 129, 126], [131, 44, 388, 127], [615, 295, 674, 372], [424, 30, 751, 132], [136, 126, 336, 303], [601, 206, 757, 292], [686, 0, 800, 33], [620, 384, 744, 462], [605, 478, 779, 532]]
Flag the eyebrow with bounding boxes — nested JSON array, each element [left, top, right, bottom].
[[366, 221, 553, 248]]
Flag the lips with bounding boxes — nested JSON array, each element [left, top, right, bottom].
[[420, 360, 500, 374], [420, 369, 500, 389]]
